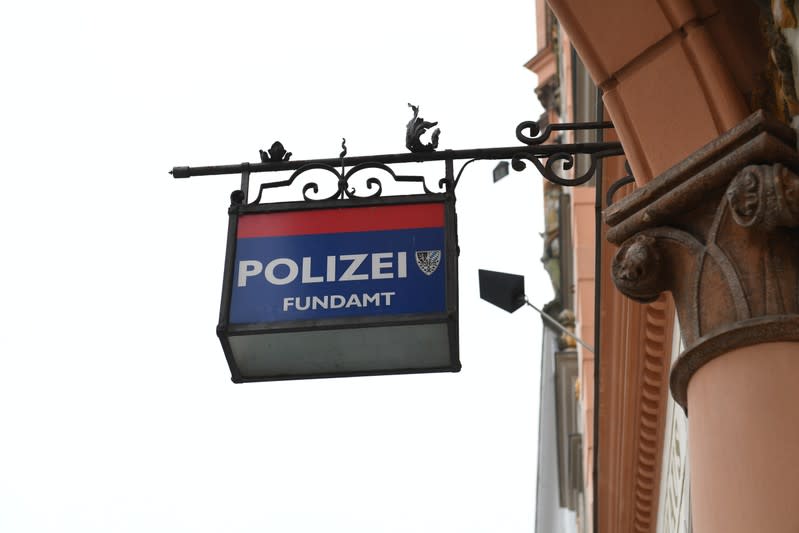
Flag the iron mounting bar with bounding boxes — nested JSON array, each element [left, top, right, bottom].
[[171, 141, 623, 179], [170, 109, 626, 202]]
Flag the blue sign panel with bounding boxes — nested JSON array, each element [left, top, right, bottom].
[[229, 203, 448, 324]]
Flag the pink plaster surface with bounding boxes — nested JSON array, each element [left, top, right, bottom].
[[688, 342, 799, 533], [572, 187, 596, 329], [571, 185, 596, 530]]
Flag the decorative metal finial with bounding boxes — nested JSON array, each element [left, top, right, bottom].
[[338, 138, 350, 198], [260, 141, 292, 163], [406, 103, 440, 153]]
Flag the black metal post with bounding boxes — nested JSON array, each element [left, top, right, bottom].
[[593, 89, 604, 533]]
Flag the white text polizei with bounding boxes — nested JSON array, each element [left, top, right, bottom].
[[237, 252, 407, 287]]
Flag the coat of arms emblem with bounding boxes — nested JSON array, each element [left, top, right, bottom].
[[415, 250, 442, 276]]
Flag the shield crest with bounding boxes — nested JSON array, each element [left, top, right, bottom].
[[415, 250, 442, 276]]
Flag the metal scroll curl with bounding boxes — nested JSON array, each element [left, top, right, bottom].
[[516, 120, 551, 145], [511, 151, 592, 187], [511, 149, 624, 187], [299, 164, 345, 201], [516, 119, 615, 146], [251, 163, 341, 203], [251, 162, 445, 203], [606, 160, 636, 206], [341, 163, 387, 199]]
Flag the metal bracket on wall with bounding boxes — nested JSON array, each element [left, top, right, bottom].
[[171, 105, 629, 201]]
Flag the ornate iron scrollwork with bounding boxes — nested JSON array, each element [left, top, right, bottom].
[[171, 107, 626, 204], [252, 161, 444, 204], [510, 119, 621, 186]]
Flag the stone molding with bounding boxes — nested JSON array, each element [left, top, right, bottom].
[[598, 153, 676, 533], [597, 283, 674, 533], [605, 110, 799, 410], [632, 297, 671, 533]]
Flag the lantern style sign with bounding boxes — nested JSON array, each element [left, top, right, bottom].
[[217, 194, 460, 382]]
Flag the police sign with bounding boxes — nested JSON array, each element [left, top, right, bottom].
[[217, 194, 460, 382]]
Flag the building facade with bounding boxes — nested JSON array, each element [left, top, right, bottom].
[[530, 1, 799, 532]]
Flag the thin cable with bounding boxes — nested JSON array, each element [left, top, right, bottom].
[[523, 298, 594, 353]]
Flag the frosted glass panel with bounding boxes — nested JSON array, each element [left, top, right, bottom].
[[228, 323, 451, 378]]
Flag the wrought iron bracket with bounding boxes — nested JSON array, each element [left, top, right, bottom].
[[171, 116, 628, 204]]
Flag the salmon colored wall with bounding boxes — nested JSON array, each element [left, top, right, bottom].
[[545, 0, 764, 184], [571, 185, 595, 522]]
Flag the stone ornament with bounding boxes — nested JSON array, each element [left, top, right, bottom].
[[605, 111, 799, 410], [726, 163, 799, 229], [611, 233, 664, 303], [557, 309, 577, 350]]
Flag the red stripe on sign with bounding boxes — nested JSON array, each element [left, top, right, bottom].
[[237, 203, 445, 238]]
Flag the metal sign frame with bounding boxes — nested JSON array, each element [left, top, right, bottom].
[[217, 191, 460, 382]]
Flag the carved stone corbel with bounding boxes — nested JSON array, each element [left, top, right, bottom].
[[605, 111, 799, 410]]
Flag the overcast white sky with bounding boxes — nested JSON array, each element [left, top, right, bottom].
[[1, 1, 551, 531]]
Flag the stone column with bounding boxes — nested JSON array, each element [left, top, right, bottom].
[[606, 111, 799, 533]]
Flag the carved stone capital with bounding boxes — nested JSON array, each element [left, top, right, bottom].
[[605, 111, 799, 410], [726, 163, 799, 229]]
